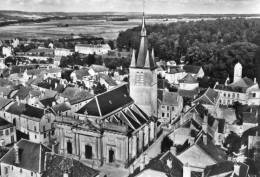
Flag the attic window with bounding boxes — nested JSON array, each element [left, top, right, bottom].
[[109, 100, 112, 104], [167, 159, 172, 169]]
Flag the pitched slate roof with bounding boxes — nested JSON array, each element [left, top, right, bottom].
[[40, 97, 57, 108], [204, 161, 249, 177], [158, 90, 179, 106], [193, 88, 219, 105], [77, 84, 133, 117], [11, 86, 31, 100], [99, 74, 117, 86], [183, 65, 202, 74], [178, 88, 199, 98], [230, 77, 254, 88], [37, 78, 65, 93], [6, 102, 26, 115], [179, 74, 198, 83], [22, 104, 46, 119], [0, 117, 13, 130], [42, 152, 99, 177], [0, 139, 51, 173]]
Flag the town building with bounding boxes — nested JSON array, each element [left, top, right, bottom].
[[157, 90, 183, 124], [129, 15, 157, 117], [2, 46, 12, 57], [0, 139, 51, 177], [55, 85, 157, 168], [214, 62, 260, 106], [75, 44, 111, 55], [54, 48, 73, 57], [0, 117, 16, 146]]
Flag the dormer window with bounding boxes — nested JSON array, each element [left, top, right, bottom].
[[167, 158, 172, 169]]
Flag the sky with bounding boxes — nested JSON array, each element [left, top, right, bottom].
[[0, 0, 260, 14]]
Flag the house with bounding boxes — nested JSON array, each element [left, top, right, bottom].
[[0, 139, 51, 177], [179, 74, 199, 91], [58, 86, 94, 112], [157, 90, 183, 124], [193, 88, 220, 115], [177, 132, 227, 171], [164, 67, 186, 85], [183, 65, 204, 78], [214, 62, 260, 106], [2, 46, 12, 57], [0, 117, 16, 146], [204, 161, 249, 177], [53, 56, 62, 67], [42, 152, 99, 177], [4, 103, 56, 144], [131, 151, 184, 177], [75, 44, 111, 55], [55, 85, 157, 168], [88, 64, 109, 76], [54, 48, 73, 57], [98, 73, 118, 90]]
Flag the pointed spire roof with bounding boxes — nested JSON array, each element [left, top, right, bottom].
[[130, 49, 136, 68], [135, 13, 156, 70]]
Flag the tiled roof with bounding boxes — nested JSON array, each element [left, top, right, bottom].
[[0, 117, 13, 130], [193, 88, 219, 105], [0, 139, 51, 173], [11, 86, 31, 100], [40, 97, 57, 107], [229, 77, 254, 88], [77, 84, 133, 117], [196, 135, 227, 162], [61, 87, 94, 105], [6, 102, 26, 115], [22, 105, 47, 119], [0, 97, 13, 109], [90, 65, 108, 73], [183, 65, 202, 74], [99, 74, 117, 86], [204, 161, 249, 177], [0, 86, 13, 97], [179, 74, 198, 83], [144, 151, 183, 177], [42, 152, 99, 177], [158, 90, 179, 106], [178, 88, 199, 98], [75, 68, 90, 80], [242, 112, 258, 124]]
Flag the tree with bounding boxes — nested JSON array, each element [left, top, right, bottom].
[[161, 136, 173, 153], [224, 131, 241, 155], [93, 83, 107, 95]]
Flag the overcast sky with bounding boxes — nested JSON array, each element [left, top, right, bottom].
[[1, 0, 260, 14]]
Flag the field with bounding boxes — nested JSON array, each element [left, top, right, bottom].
[[0, 19, 143, 40]]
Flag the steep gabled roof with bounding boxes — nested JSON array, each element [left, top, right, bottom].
[[0, 139, 51, 173], [179, 74, 198, 84], [0, 97, 13, 110], [42, 152, 99, 177], [183, 65, 202, 74], [77, 85, 133, 117], [193, 88, 219, 105]]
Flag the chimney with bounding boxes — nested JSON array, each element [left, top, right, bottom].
[[63, 173, 69, 177], [54, 82, 58, 89], [168, 67, 170, 73], [14, 143, 20, 164], [255, 110, 258, 119], [52, 101, 56, 107], [183, 163, 191, 177], [254, 77, 257, 84], [233, 163, 240, 176], [170, 146, 177, 156], [203, 134, 208, 145], [16, 96, 20, 105]]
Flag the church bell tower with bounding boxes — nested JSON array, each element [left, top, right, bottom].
[[129, 13, 157, 117]]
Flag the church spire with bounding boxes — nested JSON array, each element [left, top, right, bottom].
[[130, 49, 136, 67], [141, 12, 147, 37]]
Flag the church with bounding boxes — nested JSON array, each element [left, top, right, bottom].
[[214, 62, 260, 105], [54, 14, 159, 168]]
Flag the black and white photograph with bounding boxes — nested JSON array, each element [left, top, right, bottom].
[[0, 0, 259, 177]]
